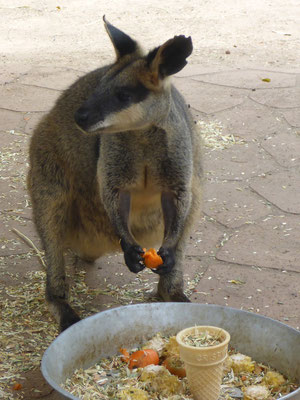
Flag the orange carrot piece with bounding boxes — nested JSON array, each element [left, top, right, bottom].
[[128, 349, 159, 369], [142, 248, 163, 269]]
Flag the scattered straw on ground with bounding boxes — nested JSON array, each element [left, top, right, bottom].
[[197, 120, 246, 150]]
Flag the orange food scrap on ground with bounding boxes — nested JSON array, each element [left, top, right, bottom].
[[142, 248, 163, 269], [12, 383, 22, 390], [120, 348, 159, 369]]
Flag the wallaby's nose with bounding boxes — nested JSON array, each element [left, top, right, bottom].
[[74, 107, 89, 128]]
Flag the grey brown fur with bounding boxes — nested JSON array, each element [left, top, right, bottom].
[[27, 17, 202, 332]]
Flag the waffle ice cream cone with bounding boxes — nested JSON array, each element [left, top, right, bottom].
[[176, 325, 230, 400]]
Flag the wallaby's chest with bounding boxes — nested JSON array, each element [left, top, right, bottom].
[[99, 130, 168, 188]]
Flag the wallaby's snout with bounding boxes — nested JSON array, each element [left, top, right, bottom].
[[74, 90, 107, 132], [74, 106, 90, 130], [74, 80, 150, 133]]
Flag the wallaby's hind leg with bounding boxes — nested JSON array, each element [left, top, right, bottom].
[[44, 241, 81, 332], [32, 196, 81, 332], [157, 244, 190, 302]]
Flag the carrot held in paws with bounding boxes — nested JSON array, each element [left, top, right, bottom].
[[142, 248, 163, 269]]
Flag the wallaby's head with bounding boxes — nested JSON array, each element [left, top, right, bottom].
[[74, 17, 193, 134]]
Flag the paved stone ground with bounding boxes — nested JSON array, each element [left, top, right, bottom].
[[1, 63, 300, 399]]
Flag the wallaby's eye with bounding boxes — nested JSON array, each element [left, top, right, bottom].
[[116, 90, 131, 103]]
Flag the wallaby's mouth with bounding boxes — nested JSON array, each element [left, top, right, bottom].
[[74, 105, 109, 133], [75, 121, 108, 134], [89, 120, 111, 132]]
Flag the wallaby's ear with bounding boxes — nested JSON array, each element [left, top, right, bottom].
[[146, 35, 193, 85], [103, 15, 138, 60]]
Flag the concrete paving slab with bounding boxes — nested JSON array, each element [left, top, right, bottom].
[[282, 108, 300, 128], [261, 131, 300, 168], [250, 168, 300, 214], [186, 216, 227, 257], [191, 261, 300, 329], [250, 87, 300, 109], [19, 66, 84, 91], [0, 109, 26, 132], [174, 78, 248, 114], [1, 131, 29, 177], [0, 64, 32, 85], [0, 83, 60, 112], [192, 69, 297, 89], [203, 180, 272, 228], [207, 98, 291, 141], [175, 65, 229, 78], [24, 112, 45, 135], [216, 214, 300, 273], [203, 142, 278, 181], [0, 215, 41, 257], [0, 178, 28, 216], [0, 257, 43, 285]]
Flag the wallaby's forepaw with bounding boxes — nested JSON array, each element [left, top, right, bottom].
[[121, 240, 145, 273], [153, 247, 175, 275]]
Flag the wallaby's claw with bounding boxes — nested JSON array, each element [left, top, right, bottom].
[[153, 247, 175, 275], [121, 241, 145, 273]]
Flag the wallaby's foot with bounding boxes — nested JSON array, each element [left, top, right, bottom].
[[46, 280, 81, 332], [157, 285, 191, 303], [48, 298, 81, 332], [59, 303, 81, 332], [157, 271, 190, 303], [120, 240, 145, 273], [170, 291, 191, 302]]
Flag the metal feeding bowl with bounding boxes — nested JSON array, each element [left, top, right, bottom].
[[41, 303, 300, 399]]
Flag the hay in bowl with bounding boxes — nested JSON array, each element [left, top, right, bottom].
[[41, 303, 300, 399]]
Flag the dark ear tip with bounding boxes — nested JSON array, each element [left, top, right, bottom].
[[187, 36, 193, 53], [174, 35, 193, 56], [174, 35, 193, 48]]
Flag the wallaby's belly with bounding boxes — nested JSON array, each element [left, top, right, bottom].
[[67, 184, 163, 259], [130, 187, 161, 213], [130, 188, 164, 249], [66, 193, 120, 260]]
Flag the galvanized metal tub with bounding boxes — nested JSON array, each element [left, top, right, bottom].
[[41, 303, 300, 399]]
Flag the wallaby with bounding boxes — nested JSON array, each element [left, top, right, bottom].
[[27, 17, 202, 332]]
